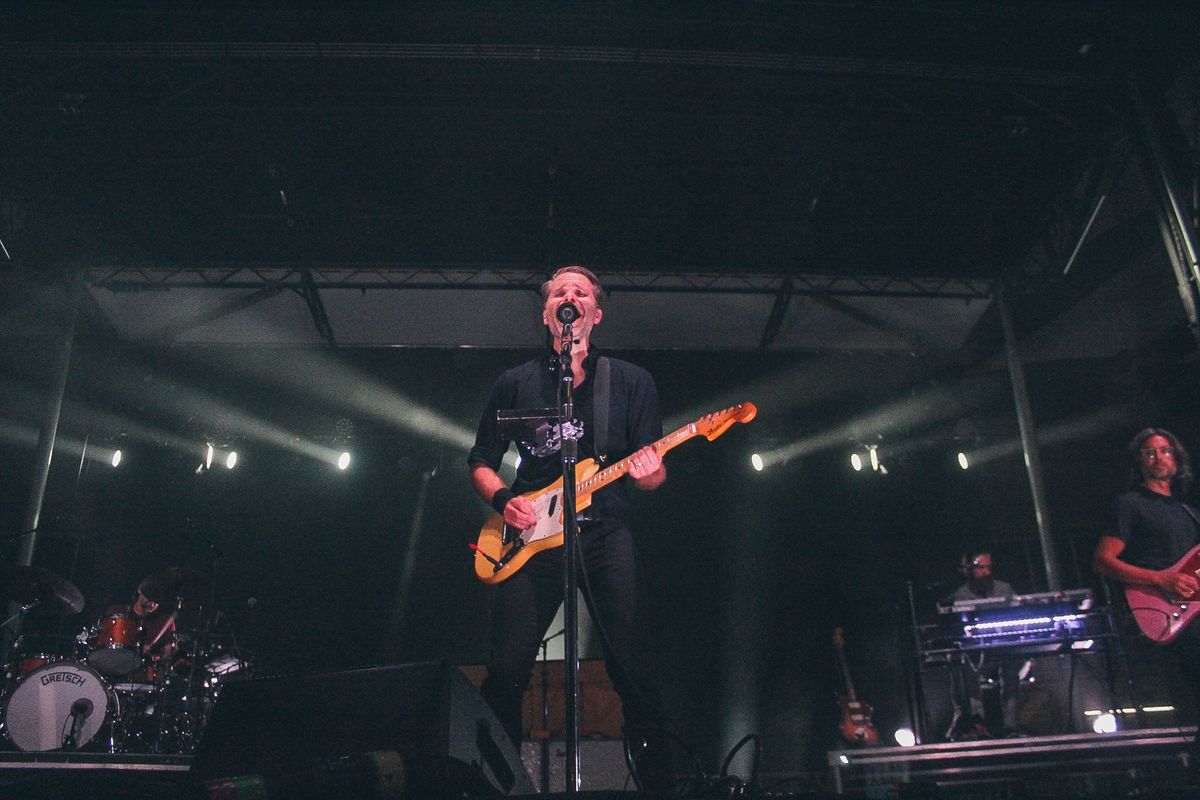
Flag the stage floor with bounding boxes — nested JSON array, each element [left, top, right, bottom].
[[0, 729, 1197, 799]]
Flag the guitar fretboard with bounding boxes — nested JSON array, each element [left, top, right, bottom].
[[576, 422, 698, 496], [573, 403, 752, 497]]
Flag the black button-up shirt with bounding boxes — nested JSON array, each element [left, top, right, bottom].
[[468, 350, 662, 523]]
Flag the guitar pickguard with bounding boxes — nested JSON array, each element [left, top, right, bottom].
[[501, 489, 563, 547]]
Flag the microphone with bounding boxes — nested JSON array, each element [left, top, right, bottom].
[[62, 698, 93, 749], [555, 302, 580, 325]]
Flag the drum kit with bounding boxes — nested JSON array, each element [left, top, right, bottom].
[[0, 564, 252, 754]]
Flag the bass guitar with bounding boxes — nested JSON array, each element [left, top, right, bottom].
[[833, 627, 879, 746], [472, 402, 757, 584], [1125, 540, 1200, 644]]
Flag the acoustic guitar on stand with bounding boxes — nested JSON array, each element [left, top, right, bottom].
[[833, 627, 879, 746], [472, 402, 757, 584]]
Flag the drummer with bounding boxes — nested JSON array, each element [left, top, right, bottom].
[[97, 576, 181, 675]]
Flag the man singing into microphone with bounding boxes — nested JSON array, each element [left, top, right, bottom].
[[468, 265, 672, 790]]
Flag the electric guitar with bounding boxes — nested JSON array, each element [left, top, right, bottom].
[[833, 627, 879, 746], [1125, 540, 1200, 644], [472, 402, 757, 584]]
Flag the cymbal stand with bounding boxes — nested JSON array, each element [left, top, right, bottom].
[[171, 547, 223, 752]]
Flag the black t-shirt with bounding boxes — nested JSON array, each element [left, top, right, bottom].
[[1113, 485, 1200, 571], [468, 350, 663, 523]]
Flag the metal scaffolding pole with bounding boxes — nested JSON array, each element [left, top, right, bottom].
[[997, 286, 1062, 591], [16, 272, 83, 567], [1129, 80, 1200, 353]]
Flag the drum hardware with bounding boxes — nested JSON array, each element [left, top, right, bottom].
[[0, 563, 249, 756], [0, 560, 255, 756]]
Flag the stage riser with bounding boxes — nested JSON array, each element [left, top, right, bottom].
[[828, 727, 1198, 797]]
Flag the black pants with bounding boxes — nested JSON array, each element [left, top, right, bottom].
[[480, 520, 669, 786], [1169, 626, 1200, 766]]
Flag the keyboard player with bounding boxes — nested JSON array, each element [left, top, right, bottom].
[[944, 551, 1022, 739], [951, 551, 1014, 604]]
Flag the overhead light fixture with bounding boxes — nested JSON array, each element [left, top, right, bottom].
[[957, 452, 970, 470], [225, 451, 238, 469], [110, 449, 123, 468], [337, 452, 351, 471], [850, 452, 863, 472], [751, 453, 764, 472]]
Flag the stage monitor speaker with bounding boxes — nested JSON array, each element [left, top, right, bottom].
[[193, 660, 534, 797]]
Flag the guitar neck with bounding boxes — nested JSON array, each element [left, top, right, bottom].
[[836, 649, 859, 701], [576, 421, 699, 498]]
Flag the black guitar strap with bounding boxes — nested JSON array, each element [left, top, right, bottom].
[[594, 356, 610, 463], [1182, 501, 1200, 536]]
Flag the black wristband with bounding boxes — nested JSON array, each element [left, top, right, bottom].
[[490, 488, 515, 515]]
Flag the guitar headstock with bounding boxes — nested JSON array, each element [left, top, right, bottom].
[[697, 402, 758, 441]]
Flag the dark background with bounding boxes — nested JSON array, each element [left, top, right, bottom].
[[2, 0, 1199, 782]]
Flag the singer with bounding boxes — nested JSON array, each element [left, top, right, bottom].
[[467, 265, 672, 790]]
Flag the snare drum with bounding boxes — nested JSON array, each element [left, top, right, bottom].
[[88, 613, 143, 676], [3, 661, 116, 752]]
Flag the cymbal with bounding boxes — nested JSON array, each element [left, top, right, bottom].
[[139, 566, 209, 604], [0, 565, 85, 614]]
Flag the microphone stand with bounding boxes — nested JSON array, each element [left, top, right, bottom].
[[557, 319, 582, 793]]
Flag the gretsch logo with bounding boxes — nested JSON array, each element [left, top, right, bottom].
[[41, 671, 87, 687]]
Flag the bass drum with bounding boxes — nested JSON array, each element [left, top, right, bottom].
[[3, 661, 116, 752]]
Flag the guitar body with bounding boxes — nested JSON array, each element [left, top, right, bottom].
[[473, 461, 600, 584], [838, 700, 880, 747], [472, 402, 757, 584], [832, 627, 880, 746], [1125, 541, 1200, 644]]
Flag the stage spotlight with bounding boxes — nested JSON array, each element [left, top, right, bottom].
[[751, 453, 764, 472], [225, 451, 238, 469], [205, 443, 214, 470], [337, 451, 351, 470], [1092, 712, 1117, 734], [110, 449, 123, 468], [957, 452, 970, 470], [893, 728, 916, 747], [850, 452, 863, 471], [868, 445, 880, 471]]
